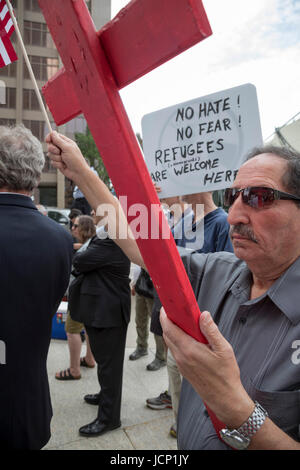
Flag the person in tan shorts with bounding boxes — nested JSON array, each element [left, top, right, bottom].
[[56, 215, 96, 380]]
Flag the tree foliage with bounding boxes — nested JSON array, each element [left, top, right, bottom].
[[74, 127, 111, 189]]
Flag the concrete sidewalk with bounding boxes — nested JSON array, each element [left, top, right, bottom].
[[44, 295, 177, 450]]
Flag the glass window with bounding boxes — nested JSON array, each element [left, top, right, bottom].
[[0, 88, 16, 109], [23, 119, 56, 141], [24, 21, 54, 48], [23, 119, 44, 140], [23, 89, 40, 110], [43, 153, 56, 173], [24, 56, 59, 81], [25, 0, 41, 12], [0, 118, 16, 127], [0, 60, 17, 77], [39, 186, 57, 207]]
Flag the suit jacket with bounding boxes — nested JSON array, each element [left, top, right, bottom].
[[69, 235, 131, 328], [0, 194, 73, 450]]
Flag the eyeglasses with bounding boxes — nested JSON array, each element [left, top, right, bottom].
[[72, 224, 79, 228], [224, 186, 300, 209]]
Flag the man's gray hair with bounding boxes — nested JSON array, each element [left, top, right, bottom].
[[0, 124, 45, 191], [246, 145, 300, 207]]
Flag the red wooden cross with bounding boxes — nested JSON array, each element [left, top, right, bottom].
[[38, 0, 211, 342], [39, 0, 226, 437]]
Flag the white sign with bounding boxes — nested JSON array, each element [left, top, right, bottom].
[[142, 84, 263, 198]]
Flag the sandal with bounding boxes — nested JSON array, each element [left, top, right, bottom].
[[80, 357, 95, 368], [55, 368, 81, 380]]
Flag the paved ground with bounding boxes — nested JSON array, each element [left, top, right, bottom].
[[44, 295, 177, 451]]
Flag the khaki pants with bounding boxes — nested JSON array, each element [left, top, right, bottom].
[[167, 348, 182, 430], [135, 293, 166, 361]]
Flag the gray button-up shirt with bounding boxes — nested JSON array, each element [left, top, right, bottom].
[[177, 250, 300, 450]]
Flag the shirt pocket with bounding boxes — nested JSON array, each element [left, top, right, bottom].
[[248, 380, 300, 441]]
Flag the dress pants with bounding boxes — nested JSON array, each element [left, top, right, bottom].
[[85, 323, 128, 426]]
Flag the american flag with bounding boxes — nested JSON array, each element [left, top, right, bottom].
[[0, 0, 17, 68]]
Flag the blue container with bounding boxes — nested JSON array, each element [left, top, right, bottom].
[[51, 302, 68, 340]]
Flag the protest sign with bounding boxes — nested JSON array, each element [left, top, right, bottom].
[[142, 83, 263, 198]]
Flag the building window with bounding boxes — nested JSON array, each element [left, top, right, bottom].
[[24, 0, 40, 12], [24, 21, 54, 48], [0, 118, 16, 127], [23, 119, 56, 141], [0, 87, 16, 109], [23, 88, 40, 110], [23, 119, 44, 140], [39, 186, 57, 207], [43, 152, 56, 173], [24, 56, 59, 81], [0, 60, 17, 77]]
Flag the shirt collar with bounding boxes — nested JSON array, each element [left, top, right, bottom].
[[0, 191, 32, 197], [230, 257, 300, 325], [267, 256, 300, 325], [0, 192, 36, 209]]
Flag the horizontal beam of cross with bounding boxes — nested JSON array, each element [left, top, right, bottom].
[[43, 0, 212, 125]]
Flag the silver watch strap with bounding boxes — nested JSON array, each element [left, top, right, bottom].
[[238, 401, 268, 438]]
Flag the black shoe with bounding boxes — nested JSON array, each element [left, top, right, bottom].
[[79, 418, 121, 437], [84, 393, 100, 405], [129, 348, 148, 360], [146, 358, 166, 371]]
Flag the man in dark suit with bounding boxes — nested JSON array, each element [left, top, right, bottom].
[[69, 232, 131, 437], [0, 125, 73, 449]]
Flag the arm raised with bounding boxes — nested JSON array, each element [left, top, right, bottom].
[[46, 131, 145, 267]]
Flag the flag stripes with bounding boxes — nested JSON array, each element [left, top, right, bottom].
[[0, 0, 17, 67]]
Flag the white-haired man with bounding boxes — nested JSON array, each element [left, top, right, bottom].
[[0, 125, 73, 449]]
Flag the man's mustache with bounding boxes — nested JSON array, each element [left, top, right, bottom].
[[230, 224, 258, 243]]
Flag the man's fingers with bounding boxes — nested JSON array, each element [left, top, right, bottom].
[[47, 143, 61, 156], [51, 160, 66, 171], [160, 307, 192, 353], [160, 307, 177, 348], [199, 311, 230, 353], [48, 131, 74, 151]]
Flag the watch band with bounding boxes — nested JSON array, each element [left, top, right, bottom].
[[237, 401, 268, 439]]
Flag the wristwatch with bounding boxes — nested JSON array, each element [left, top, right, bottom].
[[220, 401, 268, 450]]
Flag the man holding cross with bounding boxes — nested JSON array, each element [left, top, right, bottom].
[[47, 131, 300, 450]]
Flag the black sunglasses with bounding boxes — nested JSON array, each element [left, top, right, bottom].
[[72, 223, 79, 228], [224, 186, 300, 209]]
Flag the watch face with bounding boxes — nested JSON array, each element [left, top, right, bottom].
[[220, 429, 251, 450]]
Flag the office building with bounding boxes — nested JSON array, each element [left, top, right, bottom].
[[0, 0, 111, 208]]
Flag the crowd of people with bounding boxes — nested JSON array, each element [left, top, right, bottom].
[[1, 124, 300, 450]]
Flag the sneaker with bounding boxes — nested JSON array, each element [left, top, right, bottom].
[[146, 358, 166, 371], [129, 348, 148, 360], [146, 391, 172, 410], [169, 424, 177, 438]]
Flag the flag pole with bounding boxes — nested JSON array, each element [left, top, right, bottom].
[[5, 0, 53, 133]]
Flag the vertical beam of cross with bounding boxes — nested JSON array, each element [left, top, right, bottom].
[[38, 0, 211, 343]]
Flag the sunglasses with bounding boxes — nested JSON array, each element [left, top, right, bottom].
[[72, 224, 79, 228], [224, 186, 300, 209]]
